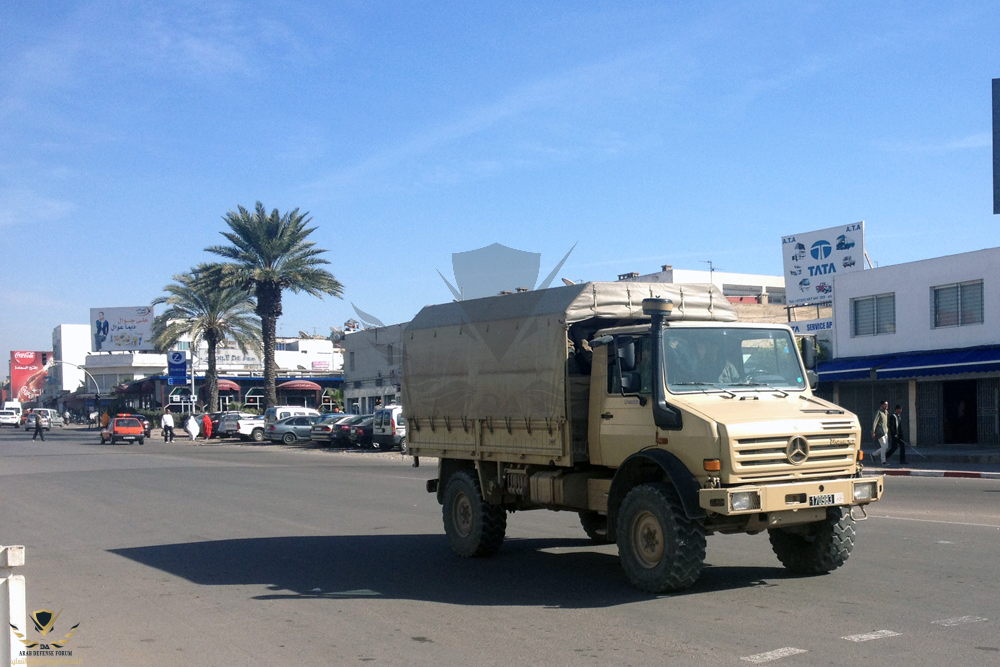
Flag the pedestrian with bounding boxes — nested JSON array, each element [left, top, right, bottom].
[[201, 413, 213, 439], [885, 404, 908, 465], [30, 411, 45, 442], [871, 400, 889, 466], [185, 414, 200, 441], [100, 411, 110, 428], [161, 411, 175, 442]]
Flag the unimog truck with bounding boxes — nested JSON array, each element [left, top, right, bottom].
[[402, 282, 883, 592]]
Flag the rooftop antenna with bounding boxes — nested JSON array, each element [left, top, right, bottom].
[[700, 260, 719, 284]]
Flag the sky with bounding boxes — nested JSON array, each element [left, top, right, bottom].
[[1, 1, 998, 369]]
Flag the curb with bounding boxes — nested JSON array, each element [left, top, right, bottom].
[[863, 469, 1000, 479]]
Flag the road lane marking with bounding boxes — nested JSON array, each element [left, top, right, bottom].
[[868, 515, 1000, 529], [842, 630, 902, 642], [741, 647, 808, 663], [933, 616, 987, 627]]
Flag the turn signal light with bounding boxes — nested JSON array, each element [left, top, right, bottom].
[[858, 450, 864, 461], [703, 459, 721, 472]]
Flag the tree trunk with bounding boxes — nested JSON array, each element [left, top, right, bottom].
[[256, 283, 282, 410], [206, 330, 219, 413]]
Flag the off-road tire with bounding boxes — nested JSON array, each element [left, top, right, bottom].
[[616, 482, 706, 593], [251, 428, 264, 442], [768, 506, 855, 574], [282, 432, 296, 444], [442, 470, 506, 558], [579, 511, 610, 544]]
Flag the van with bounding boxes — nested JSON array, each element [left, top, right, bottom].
[[263, 406, 320, 424], [3, 402, 22, 419], [372, 405, 406, 452]]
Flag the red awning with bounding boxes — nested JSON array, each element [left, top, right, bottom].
[[277, 380, 322, 391], [217, 379, 241, 392]]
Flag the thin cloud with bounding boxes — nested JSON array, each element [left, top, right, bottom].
[[0, 188, 75, 227], [875, 132, 992, 153]]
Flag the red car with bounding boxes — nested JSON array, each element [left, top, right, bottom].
[[101, 415, 146, 445]]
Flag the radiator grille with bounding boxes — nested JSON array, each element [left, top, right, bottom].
[[731, 424, 856, 482]]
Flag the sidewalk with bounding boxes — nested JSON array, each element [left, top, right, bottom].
[[863, 444, 1000, 479]]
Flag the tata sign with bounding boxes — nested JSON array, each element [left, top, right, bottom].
[[782, 222, 865, 306]]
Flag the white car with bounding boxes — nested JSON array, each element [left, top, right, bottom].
[[236, 416, 266, 442], [372, 405, 407, 452], [0, 410, 19, 427]]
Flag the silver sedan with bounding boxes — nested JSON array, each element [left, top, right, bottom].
[[265, 415, 320, 444]]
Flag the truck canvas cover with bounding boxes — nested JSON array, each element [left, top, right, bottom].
[[403, 282, 737, 422]]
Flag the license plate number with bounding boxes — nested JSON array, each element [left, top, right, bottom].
[[122, 436, 136, 440], [809, 493, 843, 507]]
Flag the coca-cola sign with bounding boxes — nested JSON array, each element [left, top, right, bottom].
[[10, 351, 51, 404]]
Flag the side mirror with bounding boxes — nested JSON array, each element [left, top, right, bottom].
[[807, 370, 819, 391], [801, 337, 816, 370], [617, 339, 636, 372]]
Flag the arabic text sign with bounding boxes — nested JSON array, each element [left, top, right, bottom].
[[10, 350, 51, 403], [91, 306, 155, 351], [781, 222, 865, 306]]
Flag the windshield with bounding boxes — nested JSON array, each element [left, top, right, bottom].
[[664, 328, 805, 393]]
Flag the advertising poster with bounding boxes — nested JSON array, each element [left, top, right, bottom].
[[10, 350, 52, 404], [781, 222, 865, 306], [90, 306, 155, 352]]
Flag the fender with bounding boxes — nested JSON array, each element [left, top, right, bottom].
[[606, 449, 705, 542]]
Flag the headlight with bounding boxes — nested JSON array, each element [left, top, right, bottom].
[[853, 481, 877, 502], [730, 491, 761, 511]]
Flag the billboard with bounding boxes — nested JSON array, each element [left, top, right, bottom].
[[90, 306, 155, 352], [781, 222, 865, 306], [10, 351, 52, 404]]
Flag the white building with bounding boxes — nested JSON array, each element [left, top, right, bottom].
[[47, 324, 92, 399], [342, 324, 405, 414], [818, 246, 1000, 448], [618, 263, 787, 304]]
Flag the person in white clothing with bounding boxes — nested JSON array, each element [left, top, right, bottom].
[[161, 411, 175, 442], [185, 414, 200, 441]]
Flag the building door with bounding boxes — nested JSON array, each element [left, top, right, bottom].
[[942, 379, 977, 444], [977, 378, 999, 446], [917, 381, 943, 446]]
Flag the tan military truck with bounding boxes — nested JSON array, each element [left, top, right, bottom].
[[403, 282, 883, 592]]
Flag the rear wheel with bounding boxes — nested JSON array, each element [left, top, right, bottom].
[[398, 436, 407, 455], [282, 432, 296, 444], [251, 428, 264, 442], [442, 470, 506, 557], [579, 511, 610, 544], [617, 482, 706, 593], [138, 437, 144, 445], [768, 506, 855, 574]]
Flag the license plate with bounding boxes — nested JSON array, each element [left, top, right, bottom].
[[809, 493, 843, 507], [122, 436, 136, 440]]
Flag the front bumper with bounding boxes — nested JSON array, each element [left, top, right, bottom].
[[699, 476, 884, 515]]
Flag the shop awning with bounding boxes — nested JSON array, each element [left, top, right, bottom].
[[816, 357, 891, 382], [217, 379, 241, 392], [277, 380, 322, 391], [877, 347, 1000, 380]]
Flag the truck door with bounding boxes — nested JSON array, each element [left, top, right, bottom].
[[589, 337, 656, 467]]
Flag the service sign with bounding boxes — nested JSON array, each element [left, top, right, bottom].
[[90, 306, 155, 352], [781, 222, 865, 306], [10, 350, 51, 403]]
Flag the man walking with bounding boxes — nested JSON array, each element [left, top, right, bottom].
[[161, 411, 175, 442], [871, 400, 889, 466], [885, 404, 908, 465], [30, 411, 45, 442]]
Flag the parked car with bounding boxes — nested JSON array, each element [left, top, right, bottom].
[[263, 406, 320, 424], [100, 415, 145, 445], [310, 413, 357, 445], [0, 410, 20, 427], [330, 415, 369, 447], [214, 411, 258, 438], [266, 415, 320, 444], [372, 406, 406, 451], [349, 416, 375, 448], [237, 415, 267, 442], [23, 412, 52, 431]]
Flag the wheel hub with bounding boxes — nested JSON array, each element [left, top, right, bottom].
[[454, 492, 473, 537], [632, 510, 664, 569]]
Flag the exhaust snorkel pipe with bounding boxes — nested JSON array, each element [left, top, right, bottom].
[[643, 298, 683, 430]]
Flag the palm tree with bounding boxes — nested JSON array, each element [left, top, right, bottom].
[[153, 264, 262, 413], [206, 202, 343, 409]]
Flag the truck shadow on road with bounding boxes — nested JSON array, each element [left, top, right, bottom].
[[111, 534, 788, 608]]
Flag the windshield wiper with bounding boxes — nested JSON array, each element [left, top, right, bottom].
[[673, 382, 715, 386], [725, 382, 769, 387]]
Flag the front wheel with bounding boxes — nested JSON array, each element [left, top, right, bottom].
[[768, 506, 856, 575], [442, 470, 507, 558], [282, 432, 296, 444], [617, 482, 706, 593]]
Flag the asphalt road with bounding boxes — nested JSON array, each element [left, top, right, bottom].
[[1, 425, 998, 667]]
